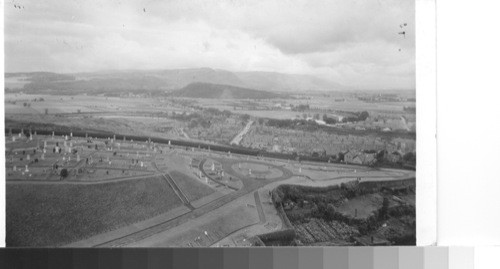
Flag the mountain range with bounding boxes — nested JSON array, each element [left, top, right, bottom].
[[6, 68, 345, 95]]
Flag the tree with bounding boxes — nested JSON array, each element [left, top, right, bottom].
[[376, 150, 387, 162], [358, 111, 370, 121], [317, 202, 327, 214], [325, 204, 336, 221], [403, 152, 416, 163], [60, 169, 69, 179], [337, 152, 345, 162], [379, 197, 390, 220], [240, 114, 251, 122]]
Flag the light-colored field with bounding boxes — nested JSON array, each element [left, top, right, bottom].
[[130, 192, 260, 247], [5, 76, 30, 89], [337, 193, 384, 219], [213, 188, 283, 247], [231, 162, 284, 179]]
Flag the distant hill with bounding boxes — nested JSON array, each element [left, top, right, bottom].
[[78, 68, 245, 89], [235, 71, 345, 93], [170, 82, 284, 99], [5, 67, 345, 94]]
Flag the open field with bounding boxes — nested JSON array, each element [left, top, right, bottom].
[[130, 193, 260, 247], [231, 162, 284, 179], [336, 193, 385, 219], [169, 170, 216, 202], [6, 176, 182, 246]]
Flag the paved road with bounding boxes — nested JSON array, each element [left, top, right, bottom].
[[230, 120, 253, 145], [199, 159, 238, 191]]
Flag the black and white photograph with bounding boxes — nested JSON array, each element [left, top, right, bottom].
[[4, 0, 417, 247]]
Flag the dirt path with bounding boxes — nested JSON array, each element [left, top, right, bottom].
[[254, 191, 266, 224], [152, 156, 195, 210], [199, 159, 238, 190], [400, 116, 410, 131], [162, 174, 195, 210]]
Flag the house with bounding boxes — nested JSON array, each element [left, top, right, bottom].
[[272, 144, 282, 153], [344, 150, 363, 164], [344, 150, 376, 165], [363, 153, 376, 165]]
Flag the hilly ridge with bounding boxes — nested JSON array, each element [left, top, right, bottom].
[[5, 67, 345, 94], [169, 82, 284, 99]]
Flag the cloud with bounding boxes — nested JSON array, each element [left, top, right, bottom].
[[4, 0, 415, 90]]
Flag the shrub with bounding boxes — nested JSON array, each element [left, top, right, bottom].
[[60, 169, 69, 179]]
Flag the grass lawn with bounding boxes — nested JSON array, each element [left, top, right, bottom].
[[6, 176, 182, 247], [337, 193, 383, 219], [169, 170, 215, 201]]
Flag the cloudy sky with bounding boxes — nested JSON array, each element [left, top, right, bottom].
[[5, 0, 415, 90]]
